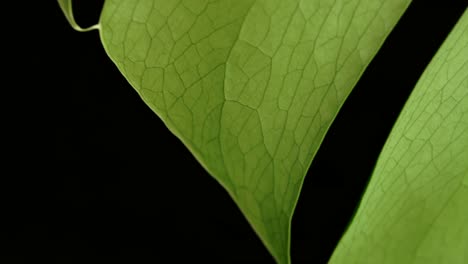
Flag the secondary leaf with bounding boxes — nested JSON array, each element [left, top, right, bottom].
[[57, 0, 99, 32], [58, 0, 411, 262], [330, 10, 468, 264]]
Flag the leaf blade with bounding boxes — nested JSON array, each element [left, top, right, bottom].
[[330, 9, 468, 264], [96, 0, 411, 262]]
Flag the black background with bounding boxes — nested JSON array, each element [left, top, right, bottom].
[[8, 1, 466, 263]]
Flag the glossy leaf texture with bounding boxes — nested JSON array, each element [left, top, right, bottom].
[[330, 10, 468, 264], [96, 0, 411, 262]]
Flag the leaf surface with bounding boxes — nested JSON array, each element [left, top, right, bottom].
[[330, 10, 468, 264], [95, 0, 411, 262]]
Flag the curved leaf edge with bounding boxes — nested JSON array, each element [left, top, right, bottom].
[[330, 9, 468, 264], [94, 1, 415, 263], [57, 0, 100, 32]]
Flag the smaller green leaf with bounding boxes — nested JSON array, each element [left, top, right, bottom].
[[330, 9, 468, 264], [57, 0, 100, 32]]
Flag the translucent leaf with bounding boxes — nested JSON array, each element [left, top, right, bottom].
[[331, 10, 468, 264], [59, 0, 412, 262]]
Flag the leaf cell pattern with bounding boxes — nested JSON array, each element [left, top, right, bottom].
[[98, 0, 410, 262], [331, 10, 468, 264]]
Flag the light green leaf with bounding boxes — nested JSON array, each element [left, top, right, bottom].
[[95, 0, 412, 262], [330, 10, 468, 264], [58, 0, 100, 32], [60, 0, 412, 262]]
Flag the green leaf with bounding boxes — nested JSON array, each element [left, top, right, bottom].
[[57, 0, 99, 32], [330, 10, 468, 264], [94, 0, 412, 262]]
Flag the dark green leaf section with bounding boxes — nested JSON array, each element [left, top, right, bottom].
[[331, 10, 468, 264], [97, 0, 410, 262]]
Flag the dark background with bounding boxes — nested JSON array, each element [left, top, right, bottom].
[[8, 1, 466, 263]]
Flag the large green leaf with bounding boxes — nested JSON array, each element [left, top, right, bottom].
[[330, 10, 468, 264], [59, 0, 411, 262]]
